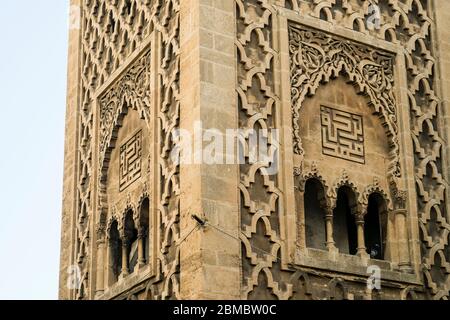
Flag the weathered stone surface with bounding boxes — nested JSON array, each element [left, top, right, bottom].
[[60, 0, 450, 300]]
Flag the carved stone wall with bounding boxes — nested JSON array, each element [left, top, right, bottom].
[[235, 0, 450, 300], [61, 0, 450, 300], [61, 0, 180, 300]]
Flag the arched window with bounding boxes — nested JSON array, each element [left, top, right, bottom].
[[333, 187, 358, 255], [108, 220, 122, 284], [304, 179, 327, 250], [365, 193, 387, 260], [124, 210, 138, 274], [139, 198, 150, 265]]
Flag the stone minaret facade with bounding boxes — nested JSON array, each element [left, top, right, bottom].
[[60, 0, 450, 300]]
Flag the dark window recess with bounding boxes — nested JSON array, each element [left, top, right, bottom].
[[140, 198, 150, 263], [109, 221, 122, 283], [365, 193, 387, 260], [124, 211, 138, 274], [304, 179, 327, 250]]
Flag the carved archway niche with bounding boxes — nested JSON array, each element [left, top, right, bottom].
[[289, 24, 405, 208], [97, 50, 152, 231], [288, 24, 415, 269], [94, 49, 153, 293]]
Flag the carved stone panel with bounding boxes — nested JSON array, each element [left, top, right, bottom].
[[119, 130, 143, 192], [320, 106, 365, 164]]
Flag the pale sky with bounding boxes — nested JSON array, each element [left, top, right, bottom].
[[0, 1, 69, 299]]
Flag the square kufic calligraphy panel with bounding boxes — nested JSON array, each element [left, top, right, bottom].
[[320, 106, 365, 164], [119, 130, 143, 191]]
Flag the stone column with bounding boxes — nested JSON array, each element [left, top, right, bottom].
[[395, 209, 412, 272], [137, 227, 147, 268], [120, 237, 130, 278], [323, 207, 336, 252], [179, 0, 240, 299], [384, 213, 397, 262], [295, 189, 306, 249], [95, 237, 106, 297], [355, 214, 368, 258], [105, 238, 113, 286]]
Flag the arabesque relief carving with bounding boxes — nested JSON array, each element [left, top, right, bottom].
[[235, 0, 449, 300], [289, 24, 399, 179], [99, 51, 151, 154], [61, 0, 449, 300], [69, 0, 181, 300]]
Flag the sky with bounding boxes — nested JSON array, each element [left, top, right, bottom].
[[0, 1, 70, 299]]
